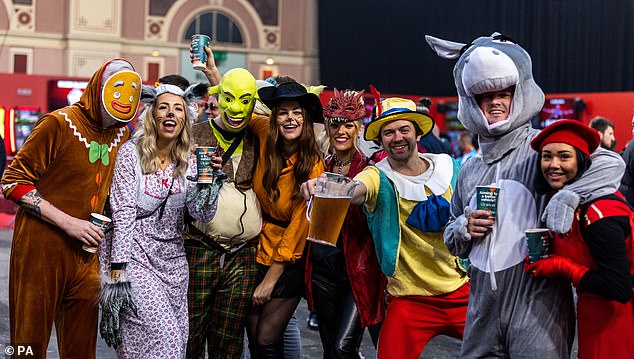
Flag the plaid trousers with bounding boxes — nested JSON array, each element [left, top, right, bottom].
[[185, 239, 258, 359]]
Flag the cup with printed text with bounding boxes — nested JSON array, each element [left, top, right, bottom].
[[85, 212, 111, 253]]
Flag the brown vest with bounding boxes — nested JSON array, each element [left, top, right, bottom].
[[191, 120, 259, 191]]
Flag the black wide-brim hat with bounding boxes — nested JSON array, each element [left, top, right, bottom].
[[258, 81, 324, 123]]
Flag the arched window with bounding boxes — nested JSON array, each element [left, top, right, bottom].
[[184, 11, 243, 45]]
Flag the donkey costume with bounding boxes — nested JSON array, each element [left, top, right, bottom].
[[427, 33, 625, 358]]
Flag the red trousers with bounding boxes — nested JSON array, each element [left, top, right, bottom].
[[10, 230, 100, 359], [378, 282, 469, 359], [577, 291, 634, 359]]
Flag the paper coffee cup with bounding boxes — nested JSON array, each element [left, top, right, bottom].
[[196, 146, 216, 183], [191, 34, 211, 70], [476, 185, 500, 219], [525, 228, 551, 262], [85, 213, 111, 253]]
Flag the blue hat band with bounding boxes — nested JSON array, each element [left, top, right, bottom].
[[380, 107, 412, 117]]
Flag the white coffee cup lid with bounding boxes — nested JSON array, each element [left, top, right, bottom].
[[525, 228, 548, 233], [91, 213, 111, 222]]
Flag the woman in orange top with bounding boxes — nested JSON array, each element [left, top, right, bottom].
[[247, 77, 324, 358]]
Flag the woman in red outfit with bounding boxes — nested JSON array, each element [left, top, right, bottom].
[[305, 89, 386, 358], [527, 119, 634, 358]]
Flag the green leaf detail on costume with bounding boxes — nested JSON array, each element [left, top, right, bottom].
[[89, 141, 110, 166]]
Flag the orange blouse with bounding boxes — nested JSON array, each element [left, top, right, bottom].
[[250, 114, 324, 265]]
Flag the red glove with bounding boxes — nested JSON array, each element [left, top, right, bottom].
[[524, 254, 588, 287]]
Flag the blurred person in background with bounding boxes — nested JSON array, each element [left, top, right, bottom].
[[202, 94, 220, 122], [589, 116, 616, 151], [0, 136, 6, 178], [206, 94, 220, 118], [416, 97, 454, 157], [457, 131, 478, 167], [158, 74, 190, 91], [620, 115, 634, 206]]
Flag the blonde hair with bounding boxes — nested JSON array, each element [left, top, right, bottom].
[[325, 118, 364, 154], [313, 123, 330, 156], [134, 98, 192, 179], [350, 119, 364, 150]]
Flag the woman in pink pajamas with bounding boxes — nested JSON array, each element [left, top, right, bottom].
[[99, 83, 218, 358]]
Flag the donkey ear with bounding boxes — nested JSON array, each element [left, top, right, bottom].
[[140, 85, 157, 104], [181, 82, 208, 105], [425, 35, 466, 60]]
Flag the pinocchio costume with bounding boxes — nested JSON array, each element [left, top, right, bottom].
[[1, 59, 140, 358]]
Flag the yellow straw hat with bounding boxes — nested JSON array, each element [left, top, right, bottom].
[[364, 97, 434, 141]]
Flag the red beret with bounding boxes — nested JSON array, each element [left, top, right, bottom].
[[530, 119, 600, 157]]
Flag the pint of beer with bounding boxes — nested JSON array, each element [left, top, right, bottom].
[[306, 173, 358, 246]]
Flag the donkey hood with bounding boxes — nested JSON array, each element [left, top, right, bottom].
[[426, 33, 544, 140]]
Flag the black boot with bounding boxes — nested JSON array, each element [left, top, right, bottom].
[[248, 344, 259, 359], [256, 340, 284, 359]]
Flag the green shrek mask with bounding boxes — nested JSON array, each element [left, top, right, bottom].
[[208, 68, 257, 132]]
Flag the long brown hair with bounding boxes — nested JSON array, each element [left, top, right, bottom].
[[263, 105, 322, 202]]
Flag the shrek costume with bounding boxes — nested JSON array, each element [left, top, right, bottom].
[[1, 59, 140, 358], [184, 68, 262, 358], [427, 33, 625, 358]]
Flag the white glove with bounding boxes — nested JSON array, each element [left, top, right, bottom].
[[541, 189, 579, 234]]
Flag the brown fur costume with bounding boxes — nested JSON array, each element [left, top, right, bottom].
[[1, 59, 134, 358]]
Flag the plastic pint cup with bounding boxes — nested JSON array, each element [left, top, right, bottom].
[[191, 34, 211, 70], [196, 146, 216, 183], [306, 173, 357, 246], [525, 228, 551, 262], [85, 213, 111, 253]]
